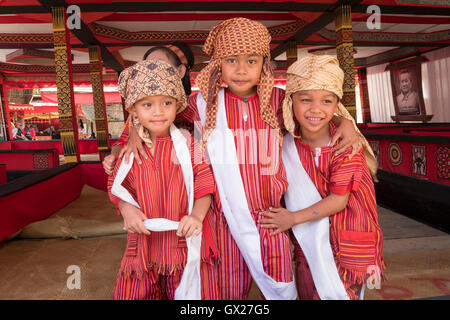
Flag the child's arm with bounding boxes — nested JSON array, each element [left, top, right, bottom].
[[177, 194, 212, 238], [259, 192, 350, 236], [102, 116, 147, 175], [106, 155, 149, 235], [330, 115, 361, 157], [118, 119, 148, 165]]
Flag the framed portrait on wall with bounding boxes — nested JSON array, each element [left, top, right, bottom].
[[386, 56, 432, 123]]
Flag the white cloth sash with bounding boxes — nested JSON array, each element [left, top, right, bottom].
[[197, 90, 297, 300], [111, 124, 201, 300], [282, 133, 349, 300]]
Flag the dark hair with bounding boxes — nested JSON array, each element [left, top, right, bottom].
[[143, 42, 194, 96]]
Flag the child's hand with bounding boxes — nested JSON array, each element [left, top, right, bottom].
[[259, 207, 295, 236], [119, 201, 150, 235], [332, 117, 362, 158], [177, 215, 202, 238], [103, 154, 117, 176], [119, 126, 147, 165]]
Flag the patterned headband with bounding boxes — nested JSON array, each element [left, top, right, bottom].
[[118, 59, 187, 113], [165, 44, 188, 67]]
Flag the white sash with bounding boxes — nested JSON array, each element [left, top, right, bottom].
[[111, 124, 201, 300], [282, 133, 349, 300], [197, 90, 297, 300]]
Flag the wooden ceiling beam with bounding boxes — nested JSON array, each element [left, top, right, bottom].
[[1, 2, 449, 15], [0, 41, 447, 50], [270, 0, 364, 59]]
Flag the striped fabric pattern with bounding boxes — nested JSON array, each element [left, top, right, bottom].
[[293, 123, 385, 285], [181, 87, 294, 299], [107, 132, 219, 299]]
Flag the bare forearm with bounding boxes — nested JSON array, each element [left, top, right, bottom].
[[191, 194, 212, 222], [292, 193, 349, 225]]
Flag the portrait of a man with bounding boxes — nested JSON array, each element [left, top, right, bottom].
[[395, 68, 420, 115]]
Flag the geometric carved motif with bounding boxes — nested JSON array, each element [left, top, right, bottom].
[[52, 7, 78, 162], [369, 140, 380, 165], [335, 4, 356, 121], [388, 143, 403, 166], [437, 147, 450, 180], [412, 145, 426, 176], [33, 153, 49, 169]]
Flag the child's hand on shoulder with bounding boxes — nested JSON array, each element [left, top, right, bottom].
[[119, 201, 150, 235], [259, 207, 295, 236], [177, 215, 202, 238]]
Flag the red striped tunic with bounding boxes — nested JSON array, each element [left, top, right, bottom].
[[292, 123, 385, 286], [180, 88, 293, 298], [114, 88, 293, 298], [108, 133, 215, 274]]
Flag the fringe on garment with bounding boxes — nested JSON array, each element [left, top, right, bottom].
[[336, 254, 387, 286], [117, 256, 187, 279]]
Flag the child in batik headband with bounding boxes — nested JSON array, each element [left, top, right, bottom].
[[118, 59, 187, 148], [109, 59, 219, 300], [260, 55, 385, 300]]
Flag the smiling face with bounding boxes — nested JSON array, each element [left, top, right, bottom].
[[221, 54, 263, 98], [129, 95, 178, 139], [292, 89, 338, 142]]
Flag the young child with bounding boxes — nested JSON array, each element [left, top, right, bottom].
[[192, 17, 296, 300], [103, 42, 195, 174], [260, 55, 385, 300], [111, 18, 365, 300], [107, 59, 218, 300]]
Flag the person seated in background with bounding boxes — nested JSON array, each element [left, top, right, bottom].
[[12, 122, 28, 141], [23, 121, 36, 140], [52, 129, 61, 140], [42, 126, 56, 137]]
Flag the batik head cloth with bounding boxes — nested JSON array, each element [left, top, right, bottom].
[[196, 17, 279, 146], [118, 59, 187, 113], [118, 59, 187, 146], [282, 55, 378, 180]]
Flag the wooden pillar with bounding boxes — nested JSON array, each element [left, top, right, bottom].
[[88, 45, 110, 159], [335, 3, 356, 120], [357, 68, 372, 123], [286, 40, 298, 68], [52, 6, 80, 162], [0, 75, 13, 140]]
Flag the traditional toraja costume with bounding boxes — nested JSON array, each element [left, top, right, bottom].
[[107, 60, 219, 300], [191, 17, 296, 300], [112, 44, 193, 150], [282, 55, 385, 300]]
